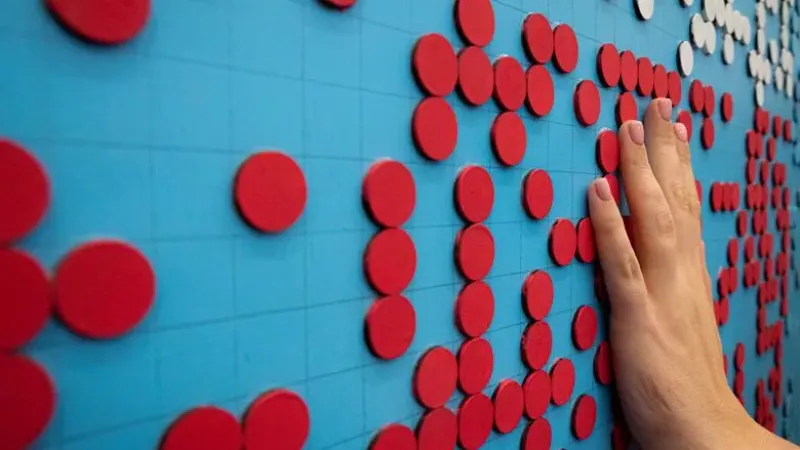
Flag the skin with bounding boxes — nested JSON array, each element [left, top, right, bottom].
[[588, 98, 797, 450]]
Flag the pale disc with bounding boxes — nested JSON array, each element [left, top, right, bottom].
[[635, 0, 655, 20], [749, 50, 760, 77], [678, 41, 695, 76], [755, 81, 766, 106], [702, 0, 717, 21], [723, 33, 735, 64], [691, 14, 707, 48], [757, 29, 766, 55]]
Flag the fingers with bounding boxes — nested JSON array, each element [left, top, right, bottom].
[[672, 122, 702, 241]]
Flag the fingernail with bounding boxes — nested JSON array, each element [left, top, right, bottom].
[[674, 123, 688, 142], [628, 121, 644, 145], [594, 178, 613, 201], [657, 98, 673, 121]]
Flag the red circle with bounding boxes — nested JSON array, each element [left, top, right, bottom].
[[710, 183, 723, 212], [701, 118, 715, 149], [719, 295, 730, 325], [55, 240, 154, 339], [244, 390, 309, 450], [458, 338, 494, 395], [652, 64, 668, 99], [0, 355, 55, 450], [605, 173, 620, 204], [703, 85, 715, 118], [523, 270, 553, 321], [364, 229, 416, 295], [523, 370, 551, 419], [521, 321, 552, 370], [415, 347, 458, 408], [493, 56, 526, 111], [493, 380, 523, 434], [572, 395, 597, 440], [455, 0, 494, 47], [458, 46, 494, 106], [574, 80, 601, 127], [728, 240, 739, 266], [676, 110, 693, 140], [417, 408, 457, 450], [667, 71, 682, 106], [596, 129, 620, 173], [523, 169, 554, 220], [161, 407, 243, 450], [773, 116, 783, 138], [412, 97, 457, 161], [552, 24, 578, 73], [526, 65, 555, 117], [0, 140, 50, 245], [522, 14, 553, 64], [551, 358, 577, 407], [491, 112, 526, 166], [734, 343, 745, 369], [365, 295, 416, 360], [413, 34, 458, 97], [636, 57, 654, 97], [455, 281, 494, 337], [47, 0, 149, 45], [746, 159, 757, 184], [745, 237, 755, 261], [619, 50, 638, 92], [597, 44, 621, 87], [760, 161, 769, 184], [784, 121, 793, 142], [0, 249, 50, 352], [235, 152, 306, 233], [522, 418, 552, 450], [594, 341, 613, 385], [746, 131, 758, 157], [767, 138, 776, 161], [370, 424, 416, 450], [455, 165, 494, 223], [549, 219, 577, 266], [456, 224, 495, 281], [457, 394, 493, 450], [321, 0, 357, 9], [689, 80, 705, 113], [576, 218, 596, 263], [572, 305, 598, 350], [721, 92, 734, 122], [616, 92, 638, 126], [363, 160, 415, 228]]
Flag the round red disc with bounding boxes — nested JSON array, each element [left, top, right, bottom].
[[784, 121, 792, 142], [773, 116, 782, 138], [523, 270, 553, 321], [734, 343, 745, 369], [619, 50, 638, 92], [415, 347, 458, 408], [0, 249, 50, 352], [703, 85, 715, 118], [522, 418, 552, 450], [0, 355, 55, 449], [455, 0, 494, 47], [767, 138, 776, 161], [719, 295, 730, 325], [552, 24, 578, 73], [676, 110, 693, 140], [572, 395, 597, 440], [636, 57, 654, 97], [365, 295, 416, 360], [364, 229, 416, 295], [55, 240, 154, 339], [455, 165, 494, 223], [746, 159, 757, 184], [605, 173, 621, 204], [728, 239, 739, 266], [745, 236, 755, 261], [736, 210, 748, 236], [550, 358, 576, 406], [523, 370, 551, 419], [652, 64, 668, 99], [412, 97, 458, 161], [523, 169, 554, 220], [576, 218, 596, 263], [491, 112, 526, 166], [458, 338, 494, 395], [689, 80, 705, 113], [417, 408, 457, 450], [413, 34, 458, 97], [370, 424, 416, 450], [0, 140, 50, 245], [493, 380, 523, 434], [244, 389, 309, 450], [667, 71, 682, 106], [701, 118, 715, 149], [760, 161, 769, 184], [596, 129, 620, 173], [594, 341, 613, 385], [746, 131, 759, 157], [321, 0, 357, 9], [161, 407, 243, 450], [710, 183, 723, 212], [493, 56, 526, 111], [616, 92, 638, 126], [363, 160, 415, 228], [457, 394, 493, 450], [522, 13, 554, 64], [549, 219, 577, 266], [456, 224, 495, 281], [526, 65, 555, 117], [456, 281, 494, 337], [235, 151, 306, 233], [572, 305, 598, 351], [721, 92, 734, 122], [597, 44, 621, 87], [46, 0, 150, 45], [574, 80, 601, 127], [521, 321, 552, 370], [458, 46, 494, 106]]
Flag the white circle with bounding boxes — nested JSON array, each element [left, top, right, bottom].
[[765, 58, 774, 84], [715, 1, 728, 27], [743, 17, 752, 45], [757, 29, 767, 54], [702, 0, 717, 21], [678, 41, 695, 76], [635, 0, 655, 20], [724, 4, 736, 34], [749, 50, 760, 77], [756, 81, 766, 106], [723, 33, 735, 64], [783, 2, 790, 24], [776, 66, 786, 91], [733, 11, 744, 40], [757, 3, 767, 28], [692, 14, 707, 48], [781, 26, 790, 48], [788, 76, 795, 98], [704, 21, 718, 54], [782, 48, 792, 71], [770, 39, 779, 63]]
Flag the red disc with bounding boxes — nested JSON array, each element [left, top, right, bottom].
[[652, 64, 668, 99], [616, 92, 638, 126], [767, 138, 776, 161], [455, 165, 494, 223], [370, 424, 416, 450], [521, 321, 552, 370], [417, 408, 457, 450], [243, 389, 309, 450], [364, 229, 416, 295], [721, 92, 734, 122], [710, 183, 723, 212], [667, 71, 682, 106], [552, 24, 578, 73], [635, 57, 654, 96], [701, 118, 715, 149], [363, 160, 415, 228], [695, 180, 702, 203], [676, 110, 693, 140], [457, 394, 493, 450], [572, 305, 598, 350], [605, 174, 621, 204], [597, 44, 621, 87], [55, 240, 154, 339], [46, 0, 149, 45], [456, 224, 495, 281], [728, 239, 739, 266], [732, 183, 741, 210], [0, 140, 50, 245], [734, 343, 745, 369], [0, 355, 55, 450], [596, 129, 620, 173], [456, 281, 494, 337], [746, 158, 756, 183], [703, 85, 715, 117], [491, 112, 526, 166], [526, 65, 555, 117], [574, 80, 601, 127], [413, 34, 458, 97], [572, 395, 597, 440], [0, 249, 50, 352], [493, 56, 526, 111], [458, 46, 494, 106], [493, 380, 524, 434], [161, 407, 243, 450], [365, 295, 416, 360], [783, 121, 792, 142], [455, 0, 494, 47], [522, 13, 554, 64], [522, 418, 552, 450], [235, 151, 306, 233], [594, 341, 613, 385], [413, 97, 458, 161], [523, 169, 554, 220], [415, 347, 458, 408], [550, 358, 576, 406], [746, 131, 759, 157], [619, 50, 638, 92], [773, 116, 782, 138], [760, 161, 769, 184], [523, 270, 553, 321], [719, 295, 730, 325], [576, 218, 596, 263], [321, 0, 357, 9], [689, 80, 705, 113], [745, 237, 755, 261], [523, 370, 551, 419], [458, 338, 494, 395], [549, 219, 577, 266]]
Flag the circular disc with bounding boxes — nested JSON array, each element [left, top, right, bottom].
[[690, 80, 705, 112], [596, 129, 620, 173], [456, 281, 494, 337], [458, 338, 494, 395], [413, 34, 458, 97], [635, 0, 655, 20], [523, 270, 553, 321], [458, 46, 494, 106], [370, 424, 416, 450], [522, 14, 554, 64], [576, 218, 596, 263], [457, 394, 493, 450], [456, 224, 495, 281], [522, 419, 552, 450], [619, 50, 638, 91], [616, 92, 638, 126], [492, 380, 523, 434], [636, 57, 654, 96], [46, 0, 150, 45], [553, 24, 578, 73], [701, 118, 715, 149], [455, 165, 494, 223], [523, 169, 554, 220], [455, 0, 495, 47], [597, 44, 621, 87], [549, 219, 577, 266], [0, 249, 50, 351], [594, 341, 613, 385], [412, 97, 458, 161], [667, 71, 682, 106], [521, 321, 552, 370], [572, 305, 598, 350], [574, 80, 601, 127], [703, 85, 716, 117], [364, 228, 417, 295], [161, 407, 243, 450], [414, 347, 458, 409], [523, 370, 551, 419], [652, 64, 669, 98], [491, 111, 527, 166], [244, 390, 310, 450], [721, 92, 734, 122], [363, 159, 415, 228], [572, 395, 597, 440], [678, 41, 694, 76], [691, 14, 706, 48], [493, 56, 526, 111], [365, 295, 416, 360], [550, 358, 576, 406], [526, 65, 555, 117], [417, 408, 457, 450], [0, 355, 55, 449], [0, 140, 50, 245]]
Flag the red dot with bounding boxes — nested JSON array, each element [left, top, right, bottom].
[[703, 85, 715, 118], [0, 140, 50, 245], [745, 237, 755, 261], [667, 71, 682, 106], [576, 218, 596, 263], [719, 295, 729, 325], [574, 80, 601, 127], [456, 281, 494, 338], [412, 97, 457, 161], [596, 129, 620, 174], [458, 338, 493, 395], [365, 229, 416, 295], [55, 240, 154, 339], [457, 394, 493, 450], [521, 321, 552, 370], [767, 138, 777, 161], [636, 57, 653, 97], [549, 219, 577, 266], [553, 24, 578, 73], [652, 64, 668, 99], [320, 0, 357, 9], [616, 92, 638, 126], [727, 240, 739, 266], [594, 341, 613, 385], [773, 116, 783, 138], [689, 80, 705, 113], [597, 44, 620, 88], [370, 424, 416, 450], [161, 407, 243, 450], [695, 180, 702, 203], [0, 249, 50, 352], [523, 270, 553, 321], [746, 158, 757, 183], [455, 0, 494, 47], [522, 14, 553, 64], [746, 131, 759, 157], [491, 112, 526, 166], [721, 92, 734, 122], [701, 118, 715, 149], [676, 110, 693, 140], [526, 65, 555, 117], [572, 305, 598, 351], [523, 370, 551, 419], [619, 50, 638, 92], [417, 408, 457, 450], [783, 121, 792, 142], [523, 169, 554, 220], [605, 173, 620, 204], [47, 0, 149, 45], [363, 160, 415, 228], [0, 355, 55, 449], [458, 46, 494, 106], [572, 395, 597, 440], [493, 56, 526, 111], [522, 418, 552, 450], [492, 380, 523, 434], [243, 389, 309, 450], [550, 358, 575, 406], [365, 295, 416, 360], [456, 224, 495, 281], [413, 34, 458, 97], [415, 347, 458, 408], [455, 165, 494, 224]]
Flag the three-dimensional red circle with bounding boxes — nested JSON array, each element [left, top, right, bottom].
[[549, 219, 577, 266], [493, 380, 523, 434], [364, 229, 416, 295], [0, 249, 51, 352], [597, 44, 620, 87], [523, 370, 551, 419], [370, 424, 416, 450], [493, 56, 526, 111], [0, 140, 50, 245], [596, 129, 620, 173], [46, 0, 150, 45], [455, 165, 494, 223], [553, 24, 578, 73], [572, 305, 598, 350], [523, 169, 554, 220], [491, 112, 527, 166], [455, 0, 495, 47], [458, 46, 494, 106], [523, 270, 553, 321], [550, 358, 576, 406], [363, 160, 415, 228], [414, 347, 458, 409], [161, 406, 243, 450], [522, 321, 552, 370], [458, 337, 494, 395], [456, 281, 495, 337], [572, 395, 597, 440], [412, 97, 458, 161], [576, 218, 596, 263], [526, 65, 555, 117], [456, 224, 495, 281], [0, 354, 55, 450], [574, 80, 601, 127], [365, 295, 416, 360], [619, 50, 638, 92], [243, 389, 310, 450], [417, 408, 457, 450], [522, 14, 553, 64], [413, 34, 458, 97], [457, 394, 493, 450]]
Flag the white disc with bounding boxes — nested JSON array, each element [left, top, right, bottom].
[[702, 0, 717, 21], [776, 66, 786, 91], [781, 26, 790, 48], [782, 48, 792, 71], [749, 50, 760, 77], [724, 4, 736, 34], [723, 33, 735, 64], [733, 11, 744, 40], [783, 2, 790, 24], [678, 41, 695, 76], [743, 17, 752, 45], [756, 81, 766, 106], [770, 39, 779, 63], [715, 1, 728, 27], [757, 3, 767, 28], [788, 76, 795, 98], [757, 29, 767, 54], [691, 14, 707, 48], [704, 21, 718, 54], [765, 58, 774, 84], [635, 0, 655, 20]]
